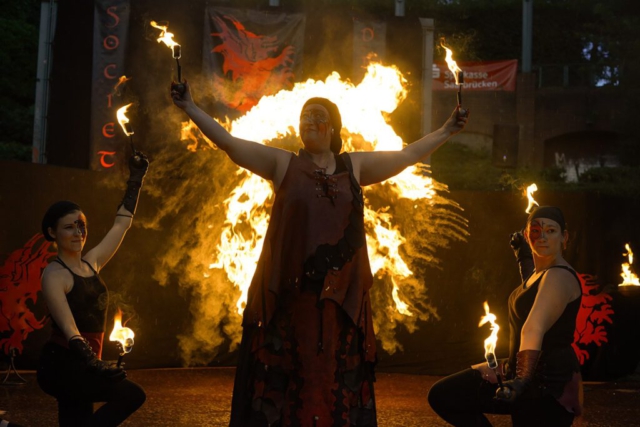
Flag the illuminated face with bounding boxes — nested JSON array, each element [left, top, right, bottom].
[[526, 217, 566, 256], [299, 104, 331, 153], [50, 211, 88, 253]]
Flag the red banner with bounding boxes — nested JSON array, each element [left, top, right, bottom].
[[432, 60, 518, 92], [204, 7, 305, 114]]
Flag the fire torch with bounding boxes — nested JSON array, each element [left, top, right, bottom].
[[150, 20, 185, 95], [116, 103, 136, 154], [479, 301, 504, 390], [441, 40, 466, 116], [109, 309, 135, 368]]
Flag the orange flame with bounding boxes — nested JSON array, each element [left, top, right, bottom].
[[183, 62, 447, 317], [109, 308, 135, 353], [113, 75, 131, 95], [150, 20, 180, 50], [524, 183, 539, 214], [479, 301, 500, 362], [441, 41, 462, 85], [116, 103, 134, 136], [620, 243, 640, 287]]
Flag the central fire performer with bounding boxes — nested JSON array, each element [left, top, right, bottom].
[[172, 83, 467, 427], [428, 206, 583, 427]]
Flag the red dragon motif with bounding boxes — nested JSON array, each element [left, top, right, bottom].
[[572, 273, 614, 364], [0, 234, 55, 355], [210, 14, 295, 113]]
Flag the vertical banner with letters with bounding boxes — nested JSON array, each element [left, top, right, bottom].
[[89, 0, 130, 171], [204, 7, 305, 115], [352, 17, 386, 82]]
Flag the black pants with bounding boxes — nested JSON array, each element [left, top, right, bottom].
[[427, 368, 575, 427], [37, 343, 146, 427]]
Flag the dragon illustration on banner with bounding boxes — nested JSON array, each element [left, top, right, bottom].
[[572, 273, 614, 364], [0, 234, 55, 355], [210, 13, 297, 113]]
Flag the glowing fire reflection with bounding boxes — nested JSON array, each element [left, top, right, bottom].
[[620, 243, 640, 287], [525, 183, 539, 214], [479, 301, 500, 361], [109, 308, 135, 352]]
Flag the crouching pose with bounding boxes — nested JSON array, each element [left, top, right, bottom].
[[37, 152, 149, 427], [428, 206, 583, 426]]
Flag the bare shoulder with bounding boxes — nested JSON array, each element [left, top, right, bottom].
[[540, 267, 581, 298], [42, 263, 73, 293]]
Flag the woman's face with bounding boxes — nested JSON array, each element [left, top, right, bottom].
[[299, 104, 332, 153], [525, 217, 567, 257], [49, 210, 87, 253]]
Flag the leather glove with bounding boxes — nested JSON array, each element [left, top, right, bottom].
[[119, 151, 149, 215], [496, 349, 541, 403], [510, 231, 534, 281], [68, 337, 126, 382]]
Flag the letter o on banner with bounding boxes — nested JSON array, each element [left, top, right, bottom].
[[103, 35, 120, 50], [361, 27, 374, 42]]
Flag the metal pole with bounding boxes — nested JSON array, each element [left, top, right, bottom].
[[32, 0, 58, 164], [419, 18, 434, 137], [522, 0, 533, 73]]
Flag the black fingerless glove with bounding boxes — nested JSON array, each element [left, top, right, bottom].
[[68, 337, 126, 382], [510, 231, 534, 281], [496, 349, 541, 403], [119, 151, 149, 215]]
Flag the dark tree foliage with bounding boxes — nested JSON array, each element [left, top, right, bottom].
[[0, 0, 40, 160]]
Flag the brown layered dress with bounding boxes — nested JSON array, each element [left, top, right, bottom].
[[229, 151, 377, 427]]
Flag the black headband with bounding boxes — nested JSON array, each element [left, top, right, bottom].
[[527, 206, 566, 231]]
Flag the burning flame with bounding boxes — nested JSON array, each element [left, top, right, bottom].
[[150, 20, 180, 50], [172, 61, 469, 360], [620, 243, 640, 287], [479, 301, 500, 362], [441, 41, 462, 85], [524, 183, 539, 214], [113, 75, 131, 95], [116, 103, 134, 136], [109, 308, 135, 353]]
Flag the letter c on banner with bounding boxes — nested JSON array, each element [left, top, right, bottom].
[[98, 151, 117, 168], [361, 27, 374, 42], [106, 6, 120, 28], [102, 122, 115, 138], [104, 64, 117, 79]]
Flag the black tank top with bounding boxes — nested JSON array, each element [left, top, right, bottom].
[[507, 265, 582, 398], [51, 258, 108, 333]]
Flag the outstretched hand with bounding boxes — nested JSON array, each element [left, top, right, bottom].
[[171, 80, 194, 110], [443, 106, 469, 136], [128, 151, 149, 183]]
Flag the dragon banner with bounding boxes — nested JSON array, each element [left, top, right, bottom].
[[203, 7, 305, 114]]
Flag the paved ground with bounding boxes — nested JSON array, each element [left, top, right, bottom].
[[1, 368, 639, 426]]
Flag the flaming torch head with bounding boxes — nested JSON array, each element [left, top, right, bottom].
[[172, 44, 181, 59], [109, 309, 135, 354], [479, 301, 500, 369], [116, 103, 135, 137], [524, 183, 539, 214], [441, 42, 463, 85]]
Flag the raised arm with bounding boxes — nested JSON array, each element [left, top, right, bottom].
[[349, 107, 468, 186], [171, 82, 291, 188], [84, 153, 148, 271]]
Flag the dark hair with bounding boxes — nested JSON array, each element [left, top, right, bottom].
[[302, 97, 343, 154], [527, 206, 566, 231], [41, 201, 82, 241]]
